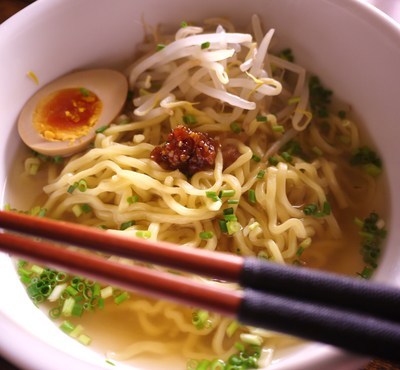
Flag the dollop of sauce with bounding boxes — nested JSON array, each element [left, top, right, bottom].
[[33, 87, 102, 141], [150, 126, 218, 176]]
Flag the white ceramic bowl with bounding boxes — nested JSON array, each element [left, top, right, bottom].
[[1, 0, 400, 369]]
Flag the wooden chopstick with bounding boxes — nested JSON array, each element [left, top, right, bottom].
[[1, 210, 400, 323], [2, 210, 400, 362], [0, 210, 243, 281], [0, 231, 242, 317]]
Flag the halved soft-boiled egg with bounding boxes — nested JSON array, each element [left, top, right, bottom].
[[18, 69, 128, 156]]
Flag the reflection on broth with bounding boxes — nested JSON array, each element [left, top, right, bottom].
[[5, 16, 387, 369]]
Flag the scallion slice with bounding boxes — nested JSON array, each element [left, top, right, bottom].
[[219, 189, 235, 198], [199, 231, 214, 240], [248, 189, 256, 204], [230, 122, 241, 134]]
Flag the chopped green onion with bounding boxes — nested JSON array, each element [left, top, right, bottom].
[[206, 191, 220, 202], [78, 334, 92, 346], [31, 265, 44, 275], [114, 291, 130, 305], [183, 114, 197, 124], [248, 221, 260, 231], [251, 154, 261, 162], [240, 333, 263, 346], [38, 208, 47, 217], [256, 170, 265, 179], [180, 20, 188, 28], [226, 220, 241, 235], [60, 320, 75, 334], [356, 212, 386, 272], [303, 203, 318, 216], [66, 285, 79, 296], [195, 360, 211, 370], [18, 267, 32, 277], [256, 115, 267, 122], [127, 195, 139, 204], [18, 260, 27, 268], [136, 230, 152, 239], [97, 298, 105, 309], [105, 359, 116, 366], [156, 43, 166, 51], [95, 125, 109, 134], [67, 182, 79, 194], [71, 204, 83, 217], [296, 246, 305, 256], [78, 179, 88, 192], [93, 283, 101, 297], [219, 189, 235, 198], [248, 189, 256, 204], [272, 125, 285, 133], [268, 156, 279, 166], [362, 163, 382, 177], [350, 146, 382, 172], [210, 359, 225, 370], [49, 307, 61, 319], [192, 309, 209, 329], [309, 75, 332, 117], [227, 199, 239, 205], [72, 303, 84, 317], [81, 204, 92, 213], [199, 231, 214, 240], [100, 286, 113, 299], [226, 321, 240, 338], [223, 207, 234, 215], [322, 201, 331, 215], [281, 151, 293, 163], [303, 202, 331, 217], [230, 121, 241, 134], [52, 155, 64, 165], [120, 220, 135, 230], [20, 275, 31, 284], [201, 41, 210, 49], [62, 297, 75, 316], [357, 266, 374, 279], [80, 87, 90, 97], [224, 214, 237, 222], [218, 219, 228, 233], [69, 324, 84, 338], [299, 237, 312, 249], [29, 163, 40, 175]]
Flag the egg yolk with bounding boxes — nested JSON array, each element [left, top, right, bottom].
[[33, 87, 103, 142]]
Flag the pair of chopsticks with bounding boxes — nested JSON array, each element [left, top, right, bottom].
[[1, 210, 400, 362]]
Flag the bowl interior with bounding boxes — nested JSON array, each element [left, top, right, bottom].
[[1, 0, 400, 369]]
